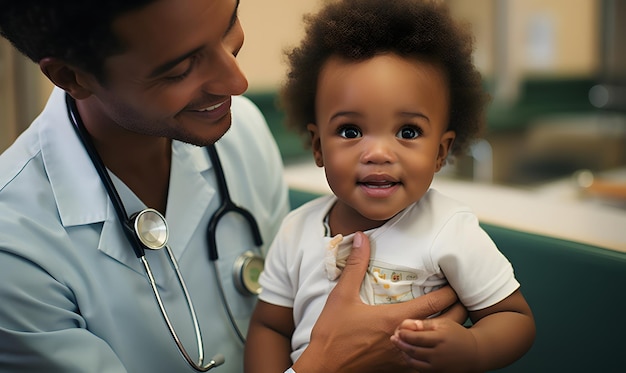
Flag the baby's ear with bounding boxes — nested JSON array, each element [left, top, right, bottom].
[[436, 130, 456, 171], [307, 123, 324, 167], [39, 57, 94, 100]]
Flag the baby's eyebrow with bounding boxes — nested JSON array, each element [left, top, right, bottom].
[[330, 111, 361, 121], [398, 111, 430, 122]]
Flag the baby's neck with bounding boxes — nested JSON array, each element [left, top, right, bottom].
[[327, 201, 389, 236]]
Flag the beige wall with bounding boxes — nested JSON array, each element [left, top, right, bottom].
[[0, 38, 19, 152], [241, 0, 600, 93], [508, 0, 599, 76], [0, 39, 52, 152], [448, 0, 599, 78], [447, 0, 600, 103], [238, 0, 320, 92]]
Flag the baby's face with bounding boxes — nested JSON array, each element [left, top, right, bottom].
[[309, 53, 455, 229]]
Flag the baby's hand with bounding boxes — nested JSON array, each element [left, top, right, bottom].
[[390, 318, 479, 373]]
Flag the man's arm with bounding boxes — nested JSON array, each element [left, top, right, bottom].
[[0, 252, 129, 372]]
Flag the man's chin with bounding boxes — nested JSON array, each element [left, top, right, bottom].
[[176, 122, 232, 147]]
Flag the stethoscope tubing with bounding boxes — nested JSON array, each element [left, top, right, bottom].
[[66, 94, 231, 371], [141, 249, 209, 370], [66, 95, 146, 258]]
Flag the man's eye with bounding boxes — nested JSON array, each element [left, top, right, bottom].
[[164, 68, 192, 82], [396, 126, 421, 139], [338, 126, 362, 139], [164, 55, 199, 82]]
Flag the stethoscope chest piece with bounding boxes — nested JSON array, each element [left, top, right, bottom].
[[233, 251, 264, 295], [132, 208, 169, 250]]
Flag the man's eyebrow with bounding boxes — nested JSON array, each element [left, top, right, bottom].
[[147, 47, 202, 79], [228, 0, 240, 32], [146, 0, 240, 79]]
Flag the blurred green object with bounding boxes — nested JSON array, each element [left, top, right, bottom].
[[486, 77, 598, 132], [244, 92, 310, 163]]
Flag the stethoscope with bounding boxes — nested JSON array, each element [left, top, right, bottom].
[[66, 94, 264, 371]]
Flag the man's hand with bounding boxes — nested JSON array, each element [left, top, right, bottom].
[[293, 232, 459, 373]]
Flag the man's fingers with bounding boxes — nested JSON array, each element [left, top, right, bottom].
[[432, 300, 468, 324], [386, 286, 458, 321], [368, 286, 457, 333], [330, 233, 458, 321], [330, 231, 370, 300]]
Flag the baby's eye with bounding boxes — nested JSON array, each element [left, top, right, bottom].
[[338, 125, 362, 139], [396, 126, 421, 139]]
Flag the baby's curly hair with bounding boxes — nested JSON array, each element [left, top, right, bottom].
[[0, 0, 155, 82], [280, 0, 490, 157]]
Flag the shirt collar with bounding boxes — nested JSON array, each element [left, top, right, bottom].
[[39, 88, 218, 282], [41, 88, 216, 226], [40, 88, 110, 227]]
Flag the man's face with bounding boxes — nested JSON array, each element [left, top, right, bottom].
[[83, 0, 247, 146]]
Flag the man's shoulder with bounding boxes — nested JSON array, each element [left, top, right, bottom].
[[0, 126, 45, 193], [0, 89, 62, 192]]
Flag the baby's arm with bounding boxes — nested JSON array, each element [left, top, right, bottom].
[[244, 300, 295, 373], [391, 289, 535, 372]]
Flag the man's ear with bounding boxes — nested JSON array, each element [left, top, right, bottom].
[[39, 57, 94, 100], [436, 130, 456, 171], [306, 123, 324, 167]]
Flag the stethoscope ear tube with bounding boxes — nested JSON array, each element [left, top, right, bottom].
[[205, 145, 265, 297], [206, 145, 263, 262]]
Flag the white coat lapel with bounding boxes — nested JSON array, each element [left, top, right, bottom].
[[165, 142, 216, 260], [41, 88, 146, 277], [97, 150, 216, 288]]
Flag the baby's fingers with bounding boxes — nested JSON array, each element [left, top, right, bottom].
[[393, 320, 441, 347], [396, 319, 421, 332], [390, 333, 435, 372]]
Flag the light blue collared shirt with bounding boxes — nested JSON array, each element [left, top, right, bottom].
[[0, 88, 289, 372]]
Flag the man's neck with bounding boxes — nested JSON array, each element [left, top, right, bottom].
[[76, 99, 173, 214]]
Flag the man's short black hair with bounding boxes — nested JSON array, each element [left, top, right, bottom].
[[0, 0, 156, 81]]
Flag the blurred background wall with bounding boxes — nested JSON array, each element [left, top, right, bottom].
[[1, 0, 625, 187], [239, 0, 601, 91]]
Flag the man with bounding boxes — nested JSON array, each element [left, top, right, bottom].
[[0, 0, 458, 371]]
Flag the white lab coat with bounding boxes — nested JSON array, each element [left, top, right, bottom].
[[0, 87, 289, 372]]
